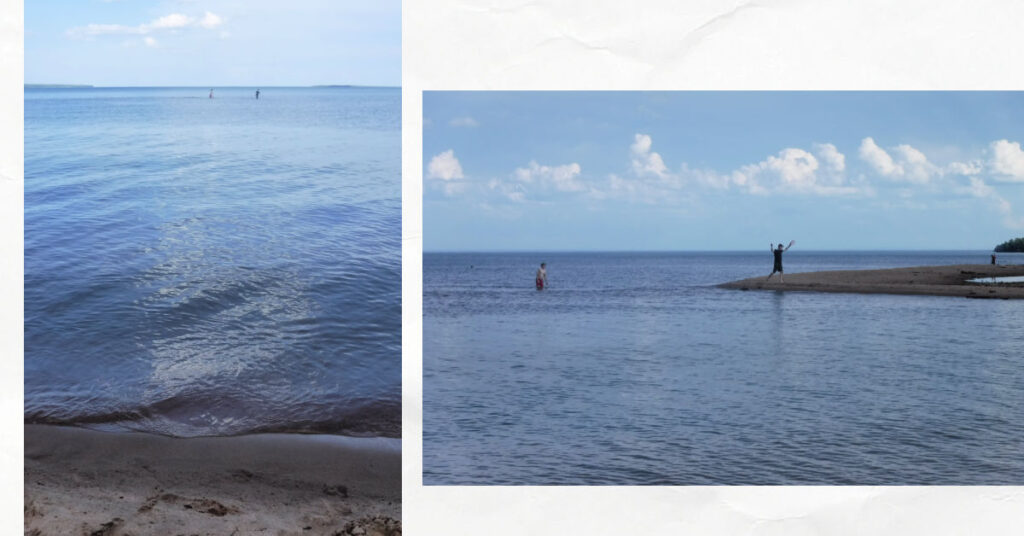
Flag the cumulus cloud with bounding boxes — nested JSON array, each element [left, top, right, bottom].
[[962, 176, 1024, 229], [858, 137, 898, 176], [448, 116, 479, 127], [858, 137, 938, 183], [513, 161, 584, 192], [707, 144, 862, 196], [738, 148, 849, 195], [610, 136, 863, 200], [487, 179, 526, 202], [198, 12, 223, 30], [814, 142, 845, 173], [68, 11, 224, 38], [946, 160, 983, 176], [990, 139, 1024, 181], [629, 134, 669, 178], [426, 150, 464, 181]]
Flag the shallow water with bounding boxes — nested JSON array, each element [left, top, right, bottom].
[[969, 276, 1024, 284], [424, 251, 1024, 484], [25, 87, 400, 438]]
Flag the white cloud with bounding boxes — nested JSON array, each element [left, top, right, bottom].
[[962, 176, 1024, 229], [449, 116, 479, 127], [859, 137, 898, 176], [630, 133, 669, 178], [892, 144, 937, 183], [612, 136, 863, 200], [767, 148, 819, 187], [198, 12, 223, 30], [946, 160, 983, 175], [513, 161, 584, 192], [858, 137, 938, 183], [150, 13, 192, 30], [487, 179, 526, 202], [990, 139, 1024, 181], [426, 150, 464, 181], [722, 146, 862, 196], [144, 36, 158, 47], [814, 142, 845, 173], [68, 12, 225, 38]]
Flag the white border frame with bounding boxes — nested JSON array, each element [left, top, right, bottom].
[[403, 0, 1024, 533]]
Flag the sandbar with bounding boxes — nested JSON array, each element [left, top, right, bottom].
[[25, 424, 400, 536], [718, 264, 1024, 299]]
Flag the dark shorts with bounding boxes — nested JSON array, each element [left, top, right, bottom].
[[773, 261, 783, 273]]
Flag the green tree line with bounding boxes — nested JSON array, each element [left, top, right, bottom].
[[994, 237, 1024, 252]]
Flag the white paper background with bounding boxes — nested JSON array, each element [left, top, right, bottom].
[[403, 0, 1024, 533], [0, 0, 24, 533], [5, 0, 1024, 533]]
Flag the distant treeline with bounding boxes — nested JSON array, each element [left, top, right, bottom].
[[994, 237, 1024, 252], [25, 84, 93, 89]]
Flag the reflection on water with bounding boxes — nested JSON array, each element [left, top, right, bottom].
[[968, 276, 1024, 283], [25, 87, 400, 438]]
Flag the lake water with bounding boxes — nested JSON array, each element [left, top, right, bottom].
[[424, 251, 1024, 484], [25, 87, 400, 438]]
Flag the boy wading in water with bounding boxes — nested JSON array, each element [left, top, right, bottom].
[[766, 241, 794, 282], [536, 262, 548, 290]]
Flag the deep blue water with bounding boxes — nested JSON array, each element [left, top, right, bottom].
[[25, 87, 400, 438], [424, 251, 1024, 484]]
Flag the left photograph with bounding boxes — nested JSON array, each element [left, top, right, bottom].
[[24, 2, 401, 535]]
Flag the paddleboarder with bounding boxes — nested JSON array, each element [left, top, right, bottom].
[[766, 241, 794, 283], [536, 262, 548, 291]]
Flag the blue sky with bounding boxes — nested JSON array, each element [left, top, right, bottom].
[[424, 92, 1024, 251], [26, 0, 399, 86]]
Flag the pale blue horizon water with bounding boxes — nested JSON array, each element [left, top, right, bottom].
[[25, 86, 400, 438], [424, 250, 1024, 485]]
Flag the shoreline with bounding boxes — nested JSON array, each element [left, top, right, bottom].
[[25, 424, 400, 535], [718, 264, 1024, 299]]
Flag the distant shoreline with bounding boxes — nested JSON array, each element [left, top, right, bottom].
[[719, 264, 1024, 299], [25, 84, 399, 89], [25, 84, 94, 89], [424, 249, 1024, 254]]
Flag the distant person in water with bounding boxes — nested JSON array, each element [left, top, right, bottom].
[[256, 89, 260, 99], [536, 262, 548, 291], [992, 254, 997, 265], [209, 89, 214, 99], [766, 241, 794, 283]]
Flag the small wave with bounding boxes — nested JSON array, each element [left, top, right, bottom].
[[26, 396, 400, 438]]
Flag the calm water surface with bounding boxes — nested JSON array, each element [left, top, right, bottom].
[[25, 87, 400, 438], [424, 251, 1024, 484]]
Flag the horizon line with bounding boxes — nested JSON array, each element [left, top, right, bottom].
[[25, 84, 401, 89], [423, 248, 1009, 254]]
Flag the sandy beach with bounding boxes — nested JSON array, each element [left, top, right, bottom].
[[24, 425, 400, 536], [718, 264, 1024, 299]]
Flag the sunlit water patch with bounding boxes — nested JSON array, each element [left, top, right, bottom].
[[25, 87, 400, 438]]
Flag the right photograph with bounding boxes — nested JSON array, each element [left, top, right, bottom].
[[422, 91, 1024, 485]]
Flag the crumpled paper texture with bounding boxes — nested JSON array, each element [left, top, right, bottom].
[[402, 0, 1024, 533]]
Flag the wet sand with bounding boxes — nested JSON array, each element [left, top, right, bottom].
[[24, 425, 400, 536], [718, 264, 1024, 299]]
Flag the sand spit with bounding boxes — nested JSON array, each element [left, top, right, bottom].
[[718, 264, 1024, 299], [25, 425, 400, 536]]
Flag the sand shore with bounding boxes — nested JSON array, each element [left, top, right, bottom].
[[24, 425, 400, 536], [718, 264, 1024, 299]]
